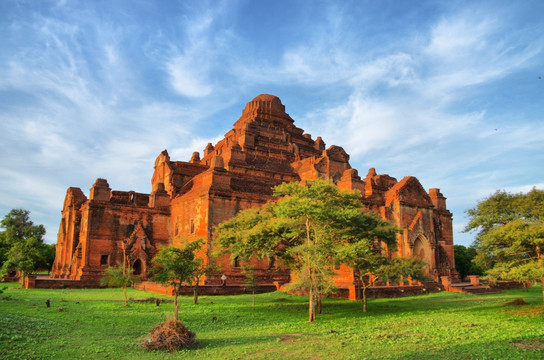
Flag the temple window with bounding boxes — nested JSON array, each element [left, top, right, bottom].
[[100, 254, 109, 266]]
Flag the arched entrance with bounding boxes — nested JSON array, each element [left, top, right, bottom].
[[413, 236, 432, 272], [132, 259, 143, 276]]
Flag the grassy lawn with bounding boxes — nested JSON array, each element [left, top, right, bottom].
[[0, 283, 543, 359]]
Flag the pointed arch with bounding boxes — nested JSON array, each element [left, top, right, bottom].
[[132, 259, 143, 276]]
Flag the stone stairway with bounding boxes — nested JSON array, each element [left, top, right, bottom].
[[448, 282, 500, 295]]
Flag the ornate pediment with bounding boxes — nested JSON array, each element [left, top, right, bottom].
[[386, 176, 432, 208], [124, 222, 155, 263]]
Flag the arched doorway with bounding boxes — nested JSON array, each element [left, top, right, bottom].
[[413, 236, 432, 272], [132, 259, 143, 276]]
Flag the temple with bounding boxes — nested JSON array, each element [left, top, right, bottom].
[[51, 94, 457, 290]]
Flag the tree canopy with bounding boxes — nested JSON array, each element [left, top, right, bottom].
[[465, 188, 544, 301], [216, 179, 401, 320], [0, 209, 51, 281]]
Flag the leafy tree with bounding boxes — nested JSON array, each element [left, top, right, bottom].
[[465, 188, 544, 301], [454, 245, 484, 280], [337, 237, 427, 313], [0, 231, 8, 268], [101, 264, 140, 306], [186, 243, 217, 305], [38, 243, 57, 273], [338, 240, 386, 312], [149, 239, 205, 320], [0, 209, 48, 282], [216, 179, 399, 321]]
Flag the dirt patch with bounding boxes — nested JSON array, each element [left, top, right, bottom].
[[506, 305, 544, 317], [375, 333, 429, 339], [274, 333, 322, 343], [511, 340, 544, 350], [130, 297, 173, 304], [504, 298, 528, 306]]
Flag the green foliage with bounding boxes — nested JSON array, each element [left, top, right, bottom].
[[150, 239, 205, 288], [1, 284, 544, 359], [149, 239, 206, 319], [454, 245, 484, 279], [217, 179, 400, 320], [465, 188, 544, 301], [35, 243, 56, 272], [101, 265, 140, 306], [379, 257, 430, 284], [0, 209, 49, 280]]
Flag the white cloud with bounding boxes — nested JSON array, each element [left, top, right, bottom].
[[167, 57, 213, 97]]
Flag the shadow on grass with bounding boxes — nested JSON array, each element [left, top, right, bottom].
[[389, 335, 544, 360]]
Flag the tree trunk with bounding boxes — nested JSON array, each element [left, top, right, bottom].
[[523, 282, 528, 292], [123, 286, 128, 307], [308, 288, 315, 323], [317, 295, 322, 314], [193, 284, 199, 305], [538, 246, 543, 303], [174, 286, 179, 321], [306, 216, 315, 323], [19, 271, 26, 286], [362, 285, 368, 313]]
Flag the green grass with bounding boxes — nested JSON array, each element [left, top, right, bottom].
[[0, 284, 543, 359]]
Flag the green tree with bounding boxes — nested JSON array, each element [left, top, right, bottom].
[[338, 236, 426, 313], [216, 179, 399, 321], [187, 247, 217, 305], [0, 209, 48, 282], [149, 239, 205, 320], [454, 245, 484, 280], [100, 264, 140, 306], [39, 243, 56, 273], [465, 188, 544, 301]]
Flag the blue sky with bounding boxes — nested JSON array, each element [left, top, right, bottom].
[[1, 0, 543, 246]]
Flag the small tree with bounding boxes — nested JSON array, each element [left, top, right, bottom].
[[188, 252, 217, 305], [101, 264, 140, 306], [339, 240, 387, 312], [149, 239, 204, 321], [242, 265, 260, 310], [0, 209, 48, 282]]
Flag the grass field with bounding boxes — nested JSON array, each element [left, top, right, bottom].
[[0, 283, 543, 359]]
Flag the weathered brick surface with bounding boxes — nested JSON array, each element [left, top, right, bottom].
[[50, 94, 457, 290]]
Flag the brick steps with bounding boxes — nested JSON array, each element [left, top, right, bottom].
[[448, 282, 500, 295]]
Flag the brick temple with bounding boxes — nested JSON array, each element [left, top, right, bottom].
[[51, 94, 457, 290]]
